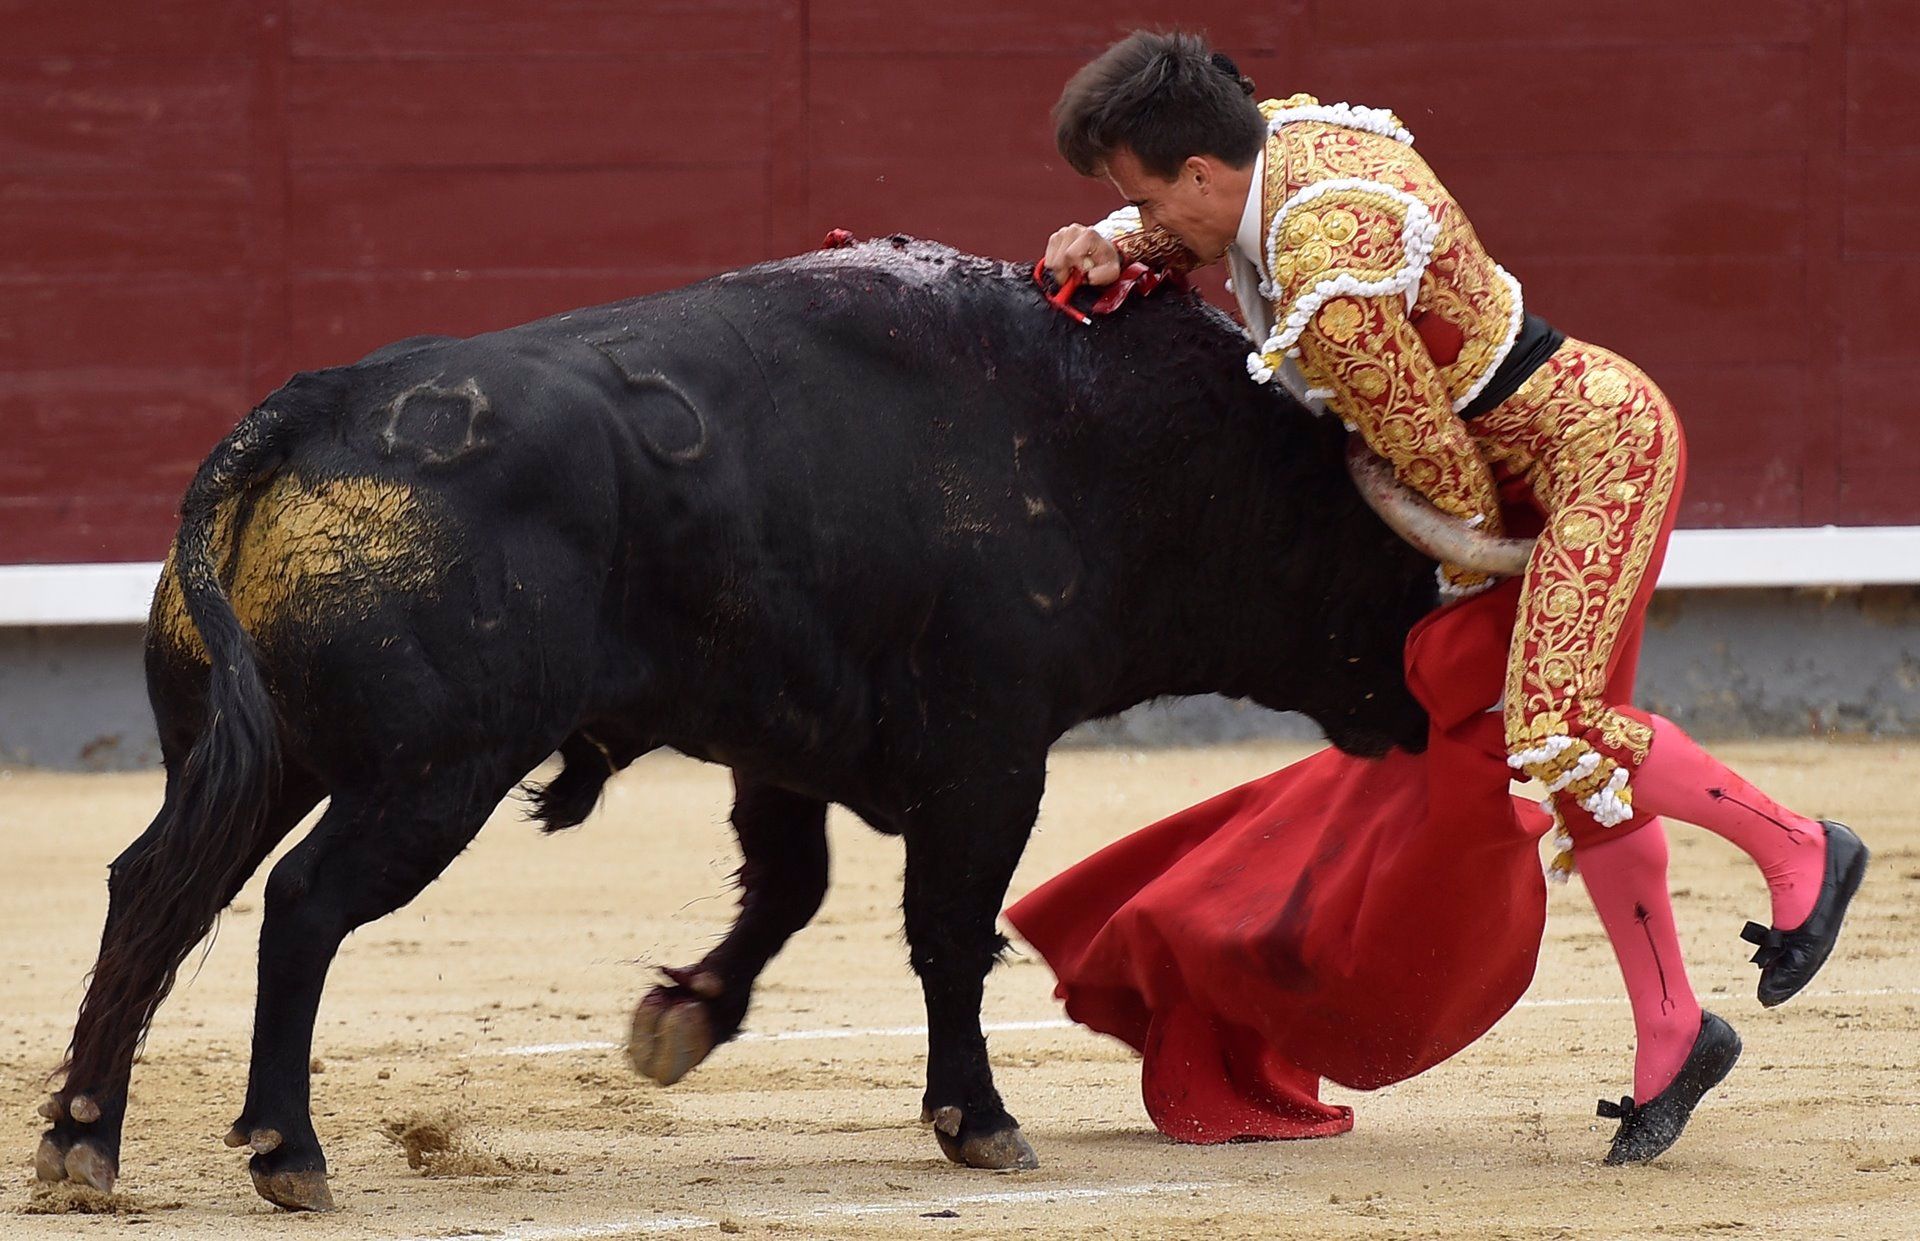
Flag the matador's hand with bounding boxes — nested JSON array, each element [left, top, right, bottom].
[[1043, 225, 1122, 288]]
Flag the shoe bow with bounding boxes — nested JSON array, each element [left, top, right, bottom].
[[1596, 1095, 1636, 1121], [1741, 920, 1787, 968]]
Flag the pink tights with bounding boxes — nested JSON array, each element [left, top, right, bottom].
[[1634, 715, 1828, 929], [1573, 715, 1827, 1098], [1578, 823, 1702, 1100]]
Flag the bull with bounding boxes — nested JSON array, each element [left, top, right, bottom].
[[37, 236, 1480, 1211]]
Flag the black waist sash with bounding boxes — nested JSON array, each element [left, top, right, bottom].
[[1461, 314, 1565, 419]]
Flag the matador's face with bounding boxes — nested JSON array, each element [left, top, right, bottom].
[[1103, 145, 1241, 263]]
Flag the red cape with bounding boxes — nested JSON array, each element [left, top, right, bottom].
[[1006, 578, 1553, 1141]]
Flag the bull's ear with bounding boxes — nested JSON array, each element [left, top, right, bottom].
[[1345, 437, 1533, 577]]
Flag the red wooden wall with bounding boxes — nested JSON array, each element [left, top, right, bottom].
[[1, 0, 1913, 563]]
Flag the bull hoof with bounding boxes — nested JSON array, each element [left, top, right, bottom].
[[63, 1139, 119, 1192], [67, 1095, 101, 1124], [924, 1106, 1039, 1171], [627, 989, 716, 1086], [249, 1162, 335, 1212], [34, 1135, 70, 1183]]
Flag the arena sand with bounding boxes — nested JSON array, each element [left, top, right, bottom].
[[2, 740, 1916, 1239]]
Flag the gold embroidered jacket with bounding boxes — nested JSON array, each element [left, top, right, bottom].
[[1098, 94, 1527, 596]]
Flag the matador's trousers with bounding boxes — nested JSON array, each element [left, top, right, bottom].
[[1467, 338, 1687, 843]]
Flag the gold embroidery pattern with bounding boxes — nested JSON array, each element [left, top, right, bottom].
[[1112, 222, 1201, 273], [1253, 97, 1526, 592], [1470, 340, 1683, 823], [1271, 114, 1516, 405], [1254, 169, 1498, 591], [1249, 97, 1675, 822], [1295, 293, 1504, 594], [1267, 186, 1411, 298]]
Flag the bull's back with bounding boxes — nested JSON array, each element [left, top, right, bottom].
[[530, 248, 1102, 754], [145, 238, 1413, 777]]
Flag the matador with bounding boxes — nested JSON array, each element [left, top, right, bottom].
[[1039, 31, 1868, 1164]]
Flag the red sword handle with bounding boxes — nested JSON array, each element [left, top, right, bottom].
[[1032, 259, 1092, 325]]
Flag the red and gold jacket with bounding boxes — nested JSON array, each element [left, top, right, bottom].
[[1096, 94, 1526, 598], [1096, 95, 1691, 842]]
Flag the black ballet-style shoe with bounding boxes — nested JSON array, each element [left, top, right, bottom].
[[1740, 820, 1869, 1008], [1597, 1010, 1741, 1165]]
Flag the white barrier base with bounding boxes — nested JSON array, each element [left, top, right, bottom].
[[4, 526, 1920, 626]]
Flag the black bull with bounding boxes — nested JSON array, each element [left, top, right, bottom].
[[38, 236, 1440, 1209]]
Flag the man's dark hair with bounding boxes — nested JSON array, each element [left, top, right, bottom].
[[1054, 31, 1264, 179]]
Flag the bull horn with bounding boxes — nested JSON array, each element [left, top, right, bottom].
[[1344, 436, 1535, 577]]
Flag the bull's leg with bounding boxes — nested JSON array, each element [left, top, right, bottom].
[[901, 775, 1044, 1171], [38, 773, 323, 1195], [226, 780, 503, 1211], [628, 773, 829, 1086]]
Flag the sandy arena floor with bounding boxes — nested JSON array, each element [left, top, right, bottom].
[[2, 739, 1916, 1239]]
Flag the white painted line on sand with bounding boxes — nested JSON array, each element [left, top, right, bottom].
[[481, 1018, 1075, 1058], [1513, 984, 1920, 1010], [397, 1216, 713, 1240], [393, 1180, 1224, 1241], [492, 1039, 622, 1056], [740, 1016, 1075, 1044], [478, 985, 1920, 1060]]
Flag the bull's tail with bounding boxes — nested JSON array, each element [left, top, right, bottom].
[[60, 374, 341, 1094]]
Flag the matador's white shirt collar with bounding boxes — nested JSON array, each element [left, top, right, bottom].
[[1231, 145, 1266, 268]]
